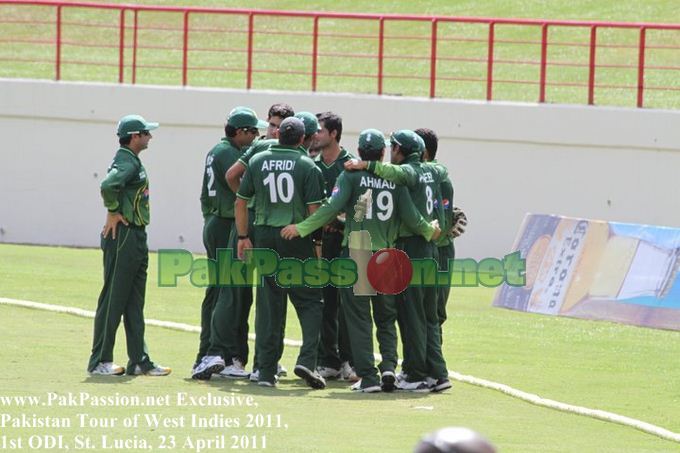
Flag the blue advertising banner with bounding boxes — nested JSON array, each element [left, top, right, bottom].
[[494, 214, 680, 330]]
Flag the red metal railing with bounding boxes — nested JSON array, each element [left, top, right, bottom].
[[1, 0, 679, 108]]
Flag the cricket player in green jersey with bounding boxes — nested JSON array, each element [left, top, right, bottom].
[[281, 129, 441, 392], [345, 129, 451, 392], [312, 111, 356, 381], [191, 107, 266, 380], [88, 115, 170, 377], [235, 117, 327, 389], [415, 128, 455, 338], [224, 105, 300, 381]]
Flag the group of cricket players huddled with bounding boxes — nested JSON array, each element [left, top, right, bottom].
[[191, 103, 467, 393]]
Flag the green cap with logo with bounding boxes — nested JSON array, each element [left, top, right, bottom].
[[227, 107, 268, 129], [294, 111, 321, 136], [390, 129, 421, 155], [116, 114, 159, 137], [358, 128, 385, 152]]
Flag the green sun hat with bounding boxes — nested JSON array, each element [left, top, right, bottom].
[[358, 128, 386, 151], [227, 107, 268, 129], [390, 129, 421, 155], [294, 112, 322, 136], [116, 114, 159, 137]]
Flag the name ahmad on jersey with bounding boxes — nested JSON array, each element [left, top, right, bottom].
[[358, 175, 395, 190], [261, 159, 296, 172]]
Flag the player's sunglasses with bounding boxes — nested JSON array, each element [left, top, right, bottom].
[[241, 127, 259, 135], [140, 130, 151, 136]]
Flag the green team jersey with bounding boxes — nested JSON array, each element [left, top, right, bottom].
[[366, 153, 447, 238], [430, 159, 454, 247], [100, 147, 150, 226], [200, 138, 242, 219], [237, 138, 278, 167], [237, 144, 326, 227], [314, 147, 353, 197], [296, 170, 435, 250]]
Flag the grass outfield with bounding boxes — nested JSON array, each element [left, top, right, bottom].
[[0, 0, 678, 108], [1, 243, 679, 452]]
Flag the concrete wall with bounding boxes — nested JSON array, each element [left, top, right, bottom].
[[1, 78, 679, 259]]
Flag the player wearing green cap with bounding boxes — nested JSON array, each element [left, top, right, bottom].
[[235, 117, 327, 389], [224, 104, 296, 381], [344, 129, 451, 392], [415, 128, 454, 339], [281, 129, 441, 392], [311, 111, 357, 381], [87, 115, 170, 377], [192, 107, 267, 380]]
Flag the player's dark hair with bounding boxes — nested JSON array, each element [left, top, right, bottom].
[[316, 111, 342, 142], [225, 125, 238, 138], [268, 103, 294, 120], [119, 135, 132, 146], [415, 128, 438, 160], [358, 146, 382, 162], [279, 124, 304, 146]]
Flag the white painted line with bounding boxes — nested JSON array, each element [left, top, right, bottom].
[[1, 296, 678, 444]]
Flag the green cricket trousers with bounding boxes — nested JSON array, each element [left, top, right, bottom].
[[395, 235, 448, 382], [88, 223, 155, 374], [195, 215, 233, 364], [253, 226, 323, 385]]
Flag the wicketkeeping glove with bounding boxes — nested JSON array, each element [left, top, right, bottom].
[[450, 207, 468, 238]]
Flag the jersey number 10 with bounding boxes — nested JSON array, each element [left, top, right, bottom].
[[263, 172, 294, 203]]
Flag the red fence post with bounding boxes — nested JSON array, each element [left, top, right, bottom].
[[588, 26, 597, 105], [118, 8, 125, 83], [55, 5, 62, 81], [429, 19, 438, 98], [182, 11, 189, 86], [132, 9, 138, 84], [378, 17, 385, 95], [486, 22, 495, 101], [539, 23, 548, 103], [247, 13, 254, 89], [312, 16, 319, 92], [637, 27, 646, 108]]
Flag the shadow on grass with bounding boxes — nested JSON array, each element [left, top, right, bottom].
[[177, 376, 443, 400], [82, 375, 138, 384]]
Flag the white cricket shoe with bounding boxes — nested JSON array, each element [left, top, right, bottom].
[[89, 362, 125, 376], [317, 366, 341, 379], [339, 361, 359, 382], [350, 380, 381, 393], [191, 355, 225, 380], [396, 379, 431, 393], [426, 377, 452, 392], [133, 364, 172, 376], [294, 365, 327, 389], [217, 358, 249, 379]]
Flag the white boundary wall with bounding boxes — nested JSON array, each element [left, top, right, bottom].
[[0, 78, 679, 259]]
